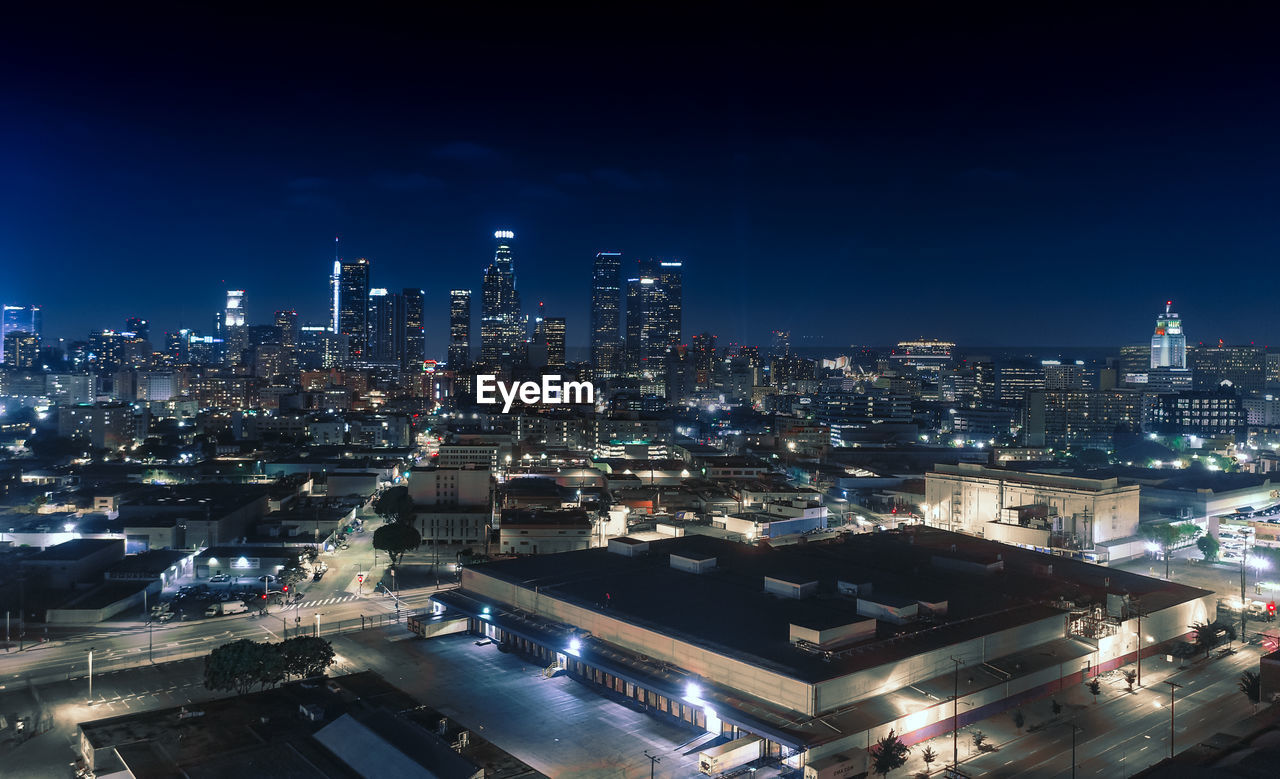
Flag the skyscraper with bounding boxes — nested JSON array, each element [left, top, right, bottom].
[[1, 304, 42, 365], [125, 317, 150, 341], [449, 289, 472, 368], [338, 258, 371, 364], [224, 289, 247, 365], [545, 317, 566, 367], [329, 236, 341, 332], [366, 288, 401, 365], [590, 251, 623, 372], [480, 230, 522, 366], [625, 258, 682, 372], [1150, 300, 1186, 369], [275, 310, 299, 357], [402, 288, 425, 370]]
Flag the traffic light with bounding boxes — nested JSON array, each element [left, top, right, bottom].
[[357, 573, 364, 583], [1268, 602, 1276, 621], [282, 585, 289, 593], [261, 593, 267, 599]]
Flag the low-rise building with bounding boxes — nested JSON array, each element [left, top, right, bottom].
[[498, 508, 592, 555]]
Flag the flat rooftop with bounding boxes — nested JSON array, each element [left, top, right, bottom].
[[25, 537, 122, 561], [466, 528, 1210, 683]]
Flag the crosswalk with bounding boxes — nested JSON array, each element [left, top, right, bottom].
[[299, 594, 359, 607]]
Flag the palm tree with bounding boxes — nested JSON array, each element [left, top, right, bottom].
[[1123, 669, 1137, 693], [920, 746, 937, 773], [1239, 670, 1262, 712], [1086, 678, 1101, 704]]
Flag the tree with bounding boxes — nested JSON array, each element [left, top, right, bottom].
[[1051, 698, 1063, 716], [920, 746, 937, 772], [1239, 671, 1262, 712], [971, 730, 987, 751], [1190, 620, 1235, 659], [1012, 710, 1025, 731], [869, 729, 910, 776], [373, 485, 415, 525], [1197, 534, 1220, 562], [204, 639, 283, 694], [277, 554, 308, 591], [373, 521, 421, 567], [279, 636, 336, 679], [1086, 678, 1101, 704], [1123, 669, 1137, 693]]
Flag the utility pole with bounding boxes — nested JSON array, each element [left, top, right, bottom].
[[949, 656, 963, 771], [1067, 720, 1082, 778], [1135, 597, 1143, 687], [1164, 680, 1182, 758], [143, 588, 153, 662], [1241, 545, 1249, 641], [643, 750, 661, 779]]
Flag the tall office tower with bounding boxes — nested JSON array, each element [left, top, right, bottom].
[[692, 332, 717, 387], [329, 236, 341, 332], [1191, 343, 1267, 397], [625, 258, 682, 372], [3, 331, 39, 368], [88, 330, 127, 372], [274, 310, 299, 353], [165, 330, 190, 363], [480, 230, 522, 366], [590, 251, 623, 372], [771, 329, 791, 356], [402, 288, 425, 370], [337, 258, 371, 364], [1, 304, 42, 364], [299, 325, 345, 369], [449, 289, 472, 368], [366, 288, 403, 365], [545, 317, 566, 367], [224, 289, 248, 365], [124, 317, 150, 341], [1151, 300, 1187, 369]]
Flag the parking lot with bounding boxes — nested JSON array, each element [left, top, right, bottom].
[[333, 630, 735, 779]]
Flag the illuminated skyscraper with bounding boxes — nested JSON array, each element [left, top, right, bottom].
[[337, 258, 371, 364], [590, 251, 623, 372], [545, 317, 566, 367], [1, 304, 42, 365], [1150, 300, 1186, 369], [366, 288, 401, 365], [480, 230, 522, 366], [274, 310, 299, 353], [224, 289, 247, 365], [329, 236, 341, 332], [625, 258, 682, 372], [402, 288, 425, 370], [125, 317, 150, 342], [449, 289, 472, 368]]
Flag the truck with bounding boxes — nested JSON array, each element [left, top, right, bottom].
[[698, 736, 763, 775], [205, 600, 251, 617]]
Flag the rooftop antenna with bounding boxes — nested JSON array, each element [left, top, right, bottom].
[[1165, 300, 1172, 315]]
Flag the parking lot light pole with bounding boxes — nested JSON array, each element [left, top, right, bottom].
[[1164, 680, 1182, 758]]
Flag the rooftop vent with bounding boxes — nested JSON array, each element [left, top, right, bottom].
[[670, 553, 716, 574], [608, 537, 649, 557], [764, 574, 818, 599]]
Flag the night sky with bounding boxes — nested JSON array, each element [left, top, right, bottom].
[[3, 5, 1280, 351]]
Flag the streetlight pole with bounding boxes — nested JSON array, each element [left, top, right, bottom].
[[643, 750, 661, 779], [87, 647, 96, 704], [1241, 545, 1249, 641], [949, 656, 962, 771], [143, 588, 153, 662], [315, 612, 321, 638], [1067, 720, 1081, 778], [1164, 680, 1182, 759]]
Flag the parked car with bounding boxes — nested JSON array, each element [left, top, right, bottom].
[[312, 569, 326, 581], [209, 574, 229, 583]]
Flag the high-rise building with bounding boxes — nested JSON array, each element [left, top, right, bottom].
[[124, 317, 150, 342], [299, 325, 345, 369], [274, 310, 299, 352], [1151, 300, 1186, 369], [88, 330, 128, 372], [692, 332, 716, 388], [449, 289, 472, 368], [545, 317, 566, 368], [1, 304, 41, 365], [366, 288, 402, 365], [329, 237, 341, 332], [480, 230, 522, 366], [590, 251, 623, 372], [224, 289, 248, 365], [625, 258, 682, 372], [402, 288, 425, 370], [337, 258, 371, 364], [3, 331, 39, 368], [1191, 343, 1266, 397]]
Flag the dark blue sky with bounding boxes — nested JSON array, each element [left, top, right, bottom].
[[3, 4, 1279, 352]]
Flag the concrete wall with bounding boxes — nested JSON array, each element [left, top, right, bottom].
[[462, 568, 817, 715]]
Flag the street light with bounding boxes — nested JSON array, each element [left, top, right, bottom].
[[315, 612, 322, 638], [87, 646, 96, 704], [1163, 680, 1182, 758]]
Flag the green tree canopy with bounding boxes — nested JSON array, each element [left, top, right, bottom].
[[870, 729, 910, 776], [373, 521, 421, 567], [373, 486, 415, 524], [204, 639, 285, 694], [1240, 670, 1262, 710], [1197, 534, 1220, 562], [279, 635, 336, 679]]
